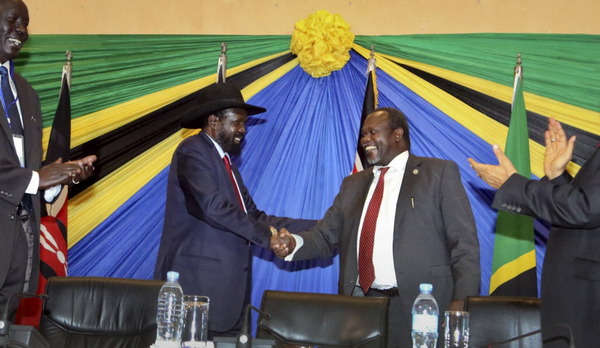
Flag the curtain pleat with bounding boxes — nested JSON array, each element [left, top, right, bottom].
[[14, 34, 594, 312]]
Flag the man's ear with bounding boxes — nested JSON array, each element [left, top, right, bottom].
[[394, 127, 404, 142], [208, 114, 219, 129]]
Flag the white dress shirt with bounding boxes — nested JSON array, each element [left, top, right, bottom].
[[288, 151, 409, 291], [356, 151, 409, 289], [1, 61, 60, 201]]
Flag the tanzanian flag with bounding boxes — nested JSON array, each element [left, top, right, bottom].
[[489, 58, 537, 296]]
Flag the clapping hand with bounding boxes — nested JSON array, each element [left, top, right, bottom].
[[544, 118, 575, 180], [68, 155, 97, 183], [270, 227, 296, 259], [38, 154, 97, 189], [468, 144, 518, 189]]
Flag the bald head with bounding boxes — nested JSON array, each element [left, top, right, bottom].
[[0, 0, 29, 63], [360, 107, 410, 166]]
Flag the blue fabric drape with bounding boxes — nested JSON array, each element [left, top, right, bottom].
[[68, 52, 549, 325], [69, 168, 168, 278], [240, 63, 368, 307]]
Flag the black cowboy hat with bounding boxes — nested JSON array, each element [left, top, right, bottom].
[[181, 83, 266, 128]]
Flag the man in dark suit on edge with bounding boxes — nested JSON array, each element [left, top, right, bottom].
[[271, 107, 481, 348], [0, 0, 96, 321], [469, 117, 600, 348], [154, 83, 314, 338]]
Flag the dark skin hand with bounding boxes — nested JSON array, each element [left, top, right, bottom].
[[38, 154, 97, 189], [270, 227, 296, 259]]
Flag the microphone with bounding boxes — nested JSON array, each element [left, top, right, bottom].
[[481, 323, 575, 348], [235, 305, 271, 348]]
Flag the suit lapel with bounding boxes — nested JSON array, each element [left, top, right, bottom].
[[199, 131, 242, 203], [393, 155, 421, 239], [346, 169, 375, 280], [351, 170, 374, 217], [15, 75, 37, 169], [0, 72, 22, 161], [349, 169, 374, 232], [0, 104, 16, 155]]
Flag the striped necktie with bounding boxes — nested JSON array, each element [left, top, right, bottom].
[[358, 167, 389, 293]]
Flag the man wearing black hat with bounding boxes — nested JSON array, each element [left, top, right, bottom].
[[154, 83, 314, 338]]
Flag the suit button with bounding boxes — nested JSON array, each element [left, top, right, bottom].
[[502, 203, 507, 208], [516, 207, 522, 213]]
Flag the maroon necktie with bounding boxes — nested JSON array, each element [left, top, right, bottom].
[[223, 155, 245, 210], [358, 167, 389, 293]]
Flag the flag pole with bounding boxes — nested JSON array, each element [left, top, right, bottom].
[[366, 45, 376, 74], [63, 50, 72, 90], [489, 53, 537, 297], [354, 45, 378, 172], [217, 42, 227, 83]]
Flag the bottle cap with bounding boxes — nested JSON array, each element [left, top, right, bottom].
[[419, 283, 433, 292], [166, 271, 180, 282]]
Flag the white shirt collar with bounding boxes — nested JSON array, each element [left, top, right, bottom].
[[372, 150, 409, 173], [205, 131, 227, 159]]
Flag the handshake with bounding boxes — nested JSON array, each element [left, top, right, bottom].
[[269, 227, 296, 259]]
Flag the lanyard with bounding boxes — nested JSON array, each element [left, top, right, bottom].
[[1, 62, 20, 127]]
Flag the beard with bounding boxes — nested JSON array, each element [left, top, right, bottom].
[[217, 129, 243, 155]]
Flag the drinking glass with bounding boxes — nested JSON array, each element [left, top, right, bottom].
[[444, 310, 469, 348], [182, 295, 210, 348]]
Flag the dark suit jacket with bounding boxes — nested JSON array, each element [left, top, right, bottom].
[[0, 71, 43, 297], [154, 131, 314, 332], [293, 154, 480, 347], [493, 147, 600, 348]]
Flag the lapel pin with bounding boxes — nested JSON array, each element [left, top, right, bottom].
[[413, 169, 419, 175]]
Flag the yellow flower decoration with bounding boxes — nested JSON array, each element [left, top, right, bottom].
[[290, 10, 355, 78]]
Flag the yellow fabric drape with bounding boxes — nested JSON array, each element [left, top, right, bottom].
[[353, 44, 582, 177], [68, 54, 298, 247], [382, 53, 600, 136], [42, 51, 292, 153]]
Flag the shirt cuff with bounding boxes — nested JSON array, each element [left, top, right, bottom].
[[25, 171, 39, 194], [284, 234, 304, 261]]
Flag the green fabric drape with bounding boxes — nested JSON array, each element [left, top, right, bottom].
[[17, 35, 292, 127], [16, 34, 600, 128], [355, 34, 600, 112]]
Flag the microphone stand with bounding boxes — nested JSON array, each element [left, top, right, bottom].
[[235, 305, 271, 348], [481, 323, 575, 348], [0, 293, 49, 348]]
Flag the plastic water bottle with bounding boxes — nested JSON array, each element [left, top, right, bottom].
[[412, 283, 439, 348], [156, 271, 184, 347]]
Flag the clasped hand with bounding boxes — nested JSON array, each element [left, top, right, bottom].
[[270, 227, 296, 259], [38, 155, 98, 189]]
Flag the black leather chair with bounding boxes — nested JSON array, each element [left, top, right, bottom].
[[464, 295, 542, 348], [39, 276, 165, 348], [257, 290, 389, 348]]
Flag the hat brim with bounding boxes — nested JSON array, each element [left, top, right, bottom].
[[181, 100, 266, 129]]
